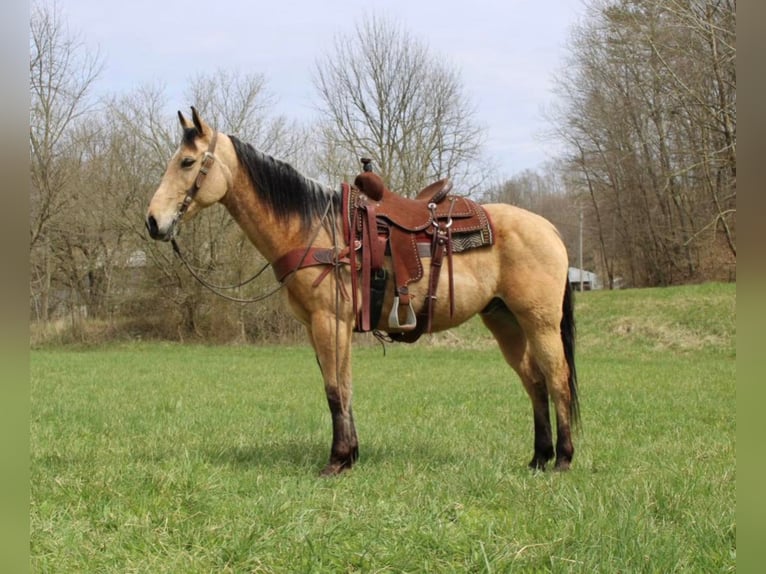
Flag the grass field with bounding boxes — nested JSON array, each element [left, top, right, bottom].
[[30, 283, 736, 572]]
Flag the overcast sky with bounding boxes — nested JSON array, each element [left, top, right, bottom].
[[60, 0, 585, 179]]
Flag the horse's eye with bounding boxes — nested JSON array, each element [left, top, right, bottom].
[[180, 157, 196, 169]]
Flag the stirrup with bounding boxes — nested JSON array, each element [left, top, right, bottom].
[[388, 296, 417, 331]]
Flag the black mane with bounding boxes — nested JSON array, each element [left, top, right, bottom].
[[229, 136, 339, 230]]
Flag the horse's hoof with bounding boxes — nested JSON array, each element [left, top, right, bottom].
[[553, 459, 571, 472]]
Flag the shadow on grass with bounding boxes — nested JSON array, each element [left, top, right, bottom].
[[202, 432, 503, 476], [206, 438, 328, 473]]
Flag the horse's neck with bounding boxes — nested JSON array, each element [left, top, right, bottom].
[[220, 170, 321, 263]]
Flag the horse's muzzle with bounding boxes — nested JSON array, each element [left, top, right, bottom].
[[146, 214, 172, 241]]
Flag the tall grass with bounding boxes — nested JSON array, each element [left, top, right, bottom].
[[30, 283, 735, 572]]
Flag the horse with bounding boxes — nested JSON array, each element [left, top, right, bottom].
[[145, 107, 579, 475]]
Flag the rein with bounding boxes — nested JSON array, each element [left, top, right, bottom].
[[170, 238, 283, 304]]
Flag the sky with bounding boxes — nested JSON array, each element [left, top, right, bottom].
[[59, 0, 586, 179]]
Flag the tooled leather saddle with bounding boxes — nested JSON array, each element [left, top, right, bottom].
[[274, 159, 494, 343]]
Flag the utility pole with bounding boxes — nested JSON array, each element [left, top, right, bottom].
[[579, 206, 584, 292]]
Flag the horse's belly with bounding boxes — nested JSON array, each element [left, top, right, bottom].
[[377, 248, 499, 332]]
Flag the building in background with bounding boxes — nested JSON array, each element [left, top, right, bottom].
[[568, 267, 601, 291]]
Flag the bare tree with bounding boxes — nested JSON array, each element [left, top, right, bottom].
[[185, 69, 308, 162], [548, 0, 735, 287], [313, 14, 485, 197], [28, 34, 311, 339], [29, 0, 102, 321]]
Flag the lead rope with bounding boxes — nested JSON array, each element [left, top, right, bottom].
[[171, 239, 284, 304], [171, 195, 336, 304]]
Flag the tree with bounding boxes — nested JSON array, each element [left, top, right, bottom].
[[29, 0, 102, 321], [185, 69, 308, 162], [549, 0, 735, 287], [313, 14, 485, 197]]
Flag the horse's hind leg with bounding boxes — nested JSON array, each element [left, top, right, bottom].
[[525, 326, 575, 471], [481, 303, 555, 470], [307, 312, 358, 476]]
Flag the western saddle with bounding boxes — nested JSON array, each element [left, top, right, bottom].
[[274, 159, 494, 342]]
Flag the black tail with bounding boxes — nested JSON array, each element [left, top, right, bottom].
[[561, 280, 580, 428]]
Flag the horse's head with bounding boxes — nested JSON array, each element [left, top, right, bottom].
[[145, 107, 232, 241]]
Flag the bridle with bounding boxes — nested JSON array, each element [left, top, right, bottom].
[[175, 130, 219, 225]]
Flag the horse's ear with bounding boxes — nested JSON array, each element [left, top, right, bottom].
[[178, 110, 193, 130], [190, 106, 210, 136]]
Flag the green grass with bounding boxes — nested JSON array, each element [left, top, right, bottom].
[[30, 283, 736, 572]]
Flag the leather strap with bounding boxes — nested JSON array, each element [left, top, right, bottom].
[[272, 247, 349, 283], [359, 203, 376, 331], [179, 131, 218, 218], [424, 232, 444, 334]]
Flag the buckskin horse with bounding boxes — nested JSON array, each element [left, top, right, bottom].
[[145, 107, 579, 475]]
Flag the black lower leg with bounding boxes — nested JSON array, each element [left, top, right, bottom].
[[554, 421, 574, 471], [529, 387, 554, 470], [323, 391, 359, 475]]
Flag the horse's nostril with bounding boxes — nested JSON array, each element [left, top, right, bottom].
[[146, 215, 159, 238]]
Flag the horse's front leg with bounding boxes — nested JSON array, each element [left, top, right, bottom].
[[308, 311, 358, 476]]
